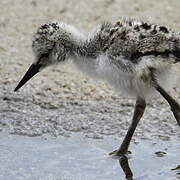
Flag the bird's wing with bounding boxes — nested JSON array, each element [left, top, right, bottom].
[[108, 18, 180, 62]]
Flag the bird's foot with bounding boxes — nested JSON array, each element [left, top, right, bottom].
[[109, 149, 133, 180], [109, 149, 132, 160]]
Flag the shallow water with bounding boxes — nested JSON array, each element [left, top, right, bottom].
[[0, 0, 180, 180], [0, 133, 179, 180]]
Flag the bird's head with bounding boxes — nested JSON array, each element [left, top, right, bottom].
[[14, 22, 83, 91]]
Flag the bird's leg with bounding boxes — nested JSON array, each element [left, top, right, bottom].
[[154, 82, 180, 126], [109, 97, 146, 157], [150, 69, 180, 126]]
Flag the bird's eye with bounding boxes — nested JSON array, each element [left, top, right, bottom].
[[37, 53, 50, 66], [40, 53, 49, 59]]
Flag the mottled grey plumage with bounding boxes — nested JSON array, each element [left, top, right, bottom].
[[33, 18, 180, 61], [30, 18, 180, 97], [15, 18, 180, 174]]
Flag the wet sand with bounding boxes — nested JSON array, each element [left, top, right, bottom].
[[0, 0, 180, 179]]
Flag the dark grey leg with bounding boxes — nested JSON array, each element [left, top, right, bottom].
[[154, 82, 180, 126], [109, 97, 146, 156], [150, 68, 180, 126]]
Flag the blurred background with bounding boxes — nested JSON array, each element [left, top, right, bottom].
[[0, 0, 180, 179]]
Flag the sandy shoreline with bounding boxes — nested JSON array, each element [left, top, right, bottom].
[[0, 0, 180, 140], [0, 1, 180, 179]]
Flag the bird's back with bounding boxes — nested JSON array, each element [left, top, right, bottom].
[[103, 18, 180, 63], [89, 18, 180, 97]]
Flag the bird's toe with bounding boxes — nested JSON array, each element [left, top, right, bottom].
[[109, 149, 132, 160]]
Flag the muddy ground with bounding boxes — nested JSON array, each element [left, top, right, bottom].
[[0, 0, 180, 180]]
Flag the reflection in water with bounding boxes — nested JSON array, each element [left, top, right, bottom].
[[118, 155, 133, 180], [118, 156, 180, 180]]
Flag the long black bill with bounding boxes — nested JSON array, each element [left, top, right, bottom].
[[14, 63, 41, 91]]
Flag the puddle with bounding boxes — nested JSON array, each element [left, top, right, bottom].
[[0, 133, 179, 180]]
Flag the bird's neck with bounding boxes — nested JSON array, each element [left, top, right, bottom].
[[57, 22, 112, 60], [70, 32, 108, 59], [76, 37, 102, 58]]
